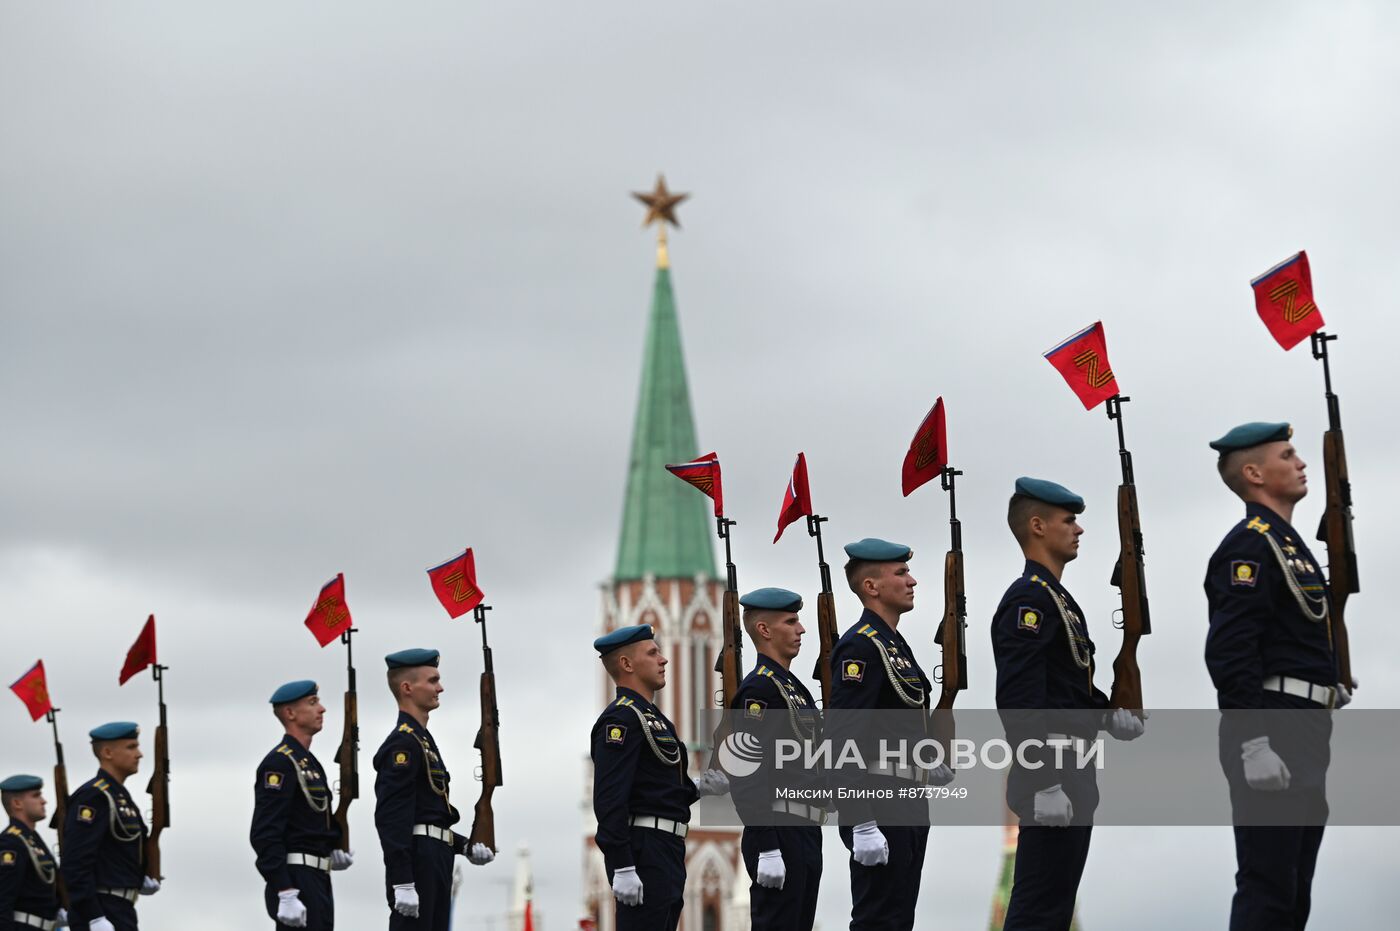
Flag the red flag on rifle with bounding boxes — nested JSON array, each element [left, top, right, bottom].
[[665, 452, 724, 517], [1251, 251, 1325, 351], [1044, 321, 1120, 410], [773, 453, 813, 542], [427, 548, 485, 619], [304, 573, 353, 647], [901, 397, 947, 497], [9, 660, 53, 721], [119, 615, 157, 685]]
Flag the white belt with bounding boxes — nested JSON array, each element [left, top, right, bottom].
[[868, 763, 930, 784], [13, 913, 58, 931], [286, 852, 331, 871], [96, 886, 139, 903], [412, 824, 454, 845], [770, 801, 828, 825], [1263, 675, 1336, 709], [1046, 733, 1095, 753], [629, 815, 689, 838]]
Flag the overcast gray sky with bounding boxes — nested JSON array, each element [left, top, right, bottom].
[[3, 2, 1397, 928]]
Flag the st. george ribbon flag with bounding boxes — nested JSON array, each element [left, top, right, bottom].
[[304, 572, 354, 647], [427, 547, 486, 618], [1251, 250, 1326, 350], [901, 396, 948, 497], [665, 451, 724, 517], [1044, 321, 1120, 410]]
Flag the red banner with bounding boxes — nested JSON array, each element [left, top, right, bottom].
[[773, 453, 813, 542], [1044, 321, 1120, 410], [119, 615, 157, 685], [427, 548, 485, 619], [1251, 251, 1325, 350], [304, 573, 353, 647], [665, 452, 724, 518], [901, 397, 947, 497], [9, 660, 53, 721]]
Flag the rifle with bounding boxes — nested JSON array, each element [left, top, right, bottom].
[[468, 603, 503, 854], [1311, 331, 1358, 688], [931, 466, 968, 758], [1105, 396, 1151, 713], [332, 627, 359, 852], [144, 664, 170, 881], [805, 513, 839, 708], [46, 709, 70, 909], [714, 516, 742, 711]]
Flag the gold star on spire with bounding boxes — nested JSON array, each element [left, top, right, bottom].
[[632, 174, 689, 268]]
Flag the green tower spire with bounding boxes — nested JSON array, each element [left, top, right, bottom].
[[614, 178, 717, 581]]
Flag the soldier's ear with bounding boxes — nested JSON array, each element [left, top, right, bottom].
[[1027, 515, 1045, 538]]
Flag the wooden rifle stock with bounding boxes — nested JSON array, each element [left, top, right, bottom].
[[812, 590, 839, 708], [1321, 425, 1357, 688], [931, 467, 968, 758], [332, 688, 359, 851], [144, 717, 170, 880], [1108, 482, 1150, 712], [468, 605, 502, 853]]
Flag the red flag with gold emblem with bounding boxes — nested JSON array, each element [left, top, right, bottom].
[[901, 397, 947, 496], [1251, 251, 1325, 351], [665, 452, 724, 518], [304, 573, 353, 647], [427, 548, 485, 619], [119, 615, 157, 685], [1044, 322, 1120, 410], [773, 453, 813, 542], [9, 660, 53, 721]]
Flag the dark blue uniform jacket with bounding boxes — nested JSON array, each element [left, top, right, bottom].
[[373, 711, 466, 887], [60, 771, 147, 924], [0, 817, 60, 925], [249, 735, 340, 892]]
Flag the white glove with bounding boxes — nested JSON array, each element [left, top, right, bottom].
[[276, 889, 308, 927], [467, 842, 494, 865], [88, 921, 116, 931], [1033, 784, 1074, 826], [1241, 736, 1291, 791], [850, 821, 889, 867], [139, 876, 160, 895], [1336, 679, 1356, 708], [928, 763, 955, 786], [693, 768, 730, 797], [756, 849, 786, 890], [55, 910, 68, 930], [392, 883, 420, 918], [330, 848, 353, 871], [612, 865, 644, 906], [1106, 708, 1146, 741]]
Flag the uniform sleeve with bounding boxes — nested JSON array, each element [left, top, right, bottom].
[[590, 712, 641, 872], [0, 835, 23, 927], [827, 636, 886, 824], [249, 754, 296, 891], [729, 677, 784, 852], [1205, 534, 1272, 730], [60, 790, 107, 923], [992, 587, 1060, 790], [374, 735, 421, 886]]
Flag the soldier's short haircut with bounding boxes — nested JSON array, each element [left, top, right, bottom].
[[1007, 493, 1049, 547], [600, 641, 645, 680], [843, 558, 882, 598], [742, 607, 773, 644], [0, 790, 18, 815], [1217, 448, 1260, 498], [386, 666, 420, 698]]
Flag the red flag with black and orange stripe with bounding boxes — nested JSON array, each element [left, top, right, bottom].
[[304, 573, 353, 647], [427, 548, 485, 619], [1251, 251, 1325, 350], [1044, 321, 1120, 410], [665, 452, 724, 518]]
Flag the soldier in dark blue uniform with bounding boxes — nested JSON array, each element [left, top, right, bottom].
[[250, 680, 349, 929], [1, 774, 63, 931], [1205, 422, 1346, 930], [373, 649, 494, 931], [991, 478, 1144, 931], [728, 588, 826, 931], [828, 538, 951, 931], [61, 722, 159, 931], [590, 625, 726, 931]]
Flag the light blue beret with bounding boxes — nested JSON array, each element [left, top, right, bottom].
[[593, 624, 654, 657], [0, 775, 43, 793], [269, 680, 318, 705], [385, 648, 440, 670], [1013, 477, 1085, 514], [89, 722, 140, 742], [739, 588, 803, 612], [1209, 422, 1292, 455], [843, 538, 913, 563]]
